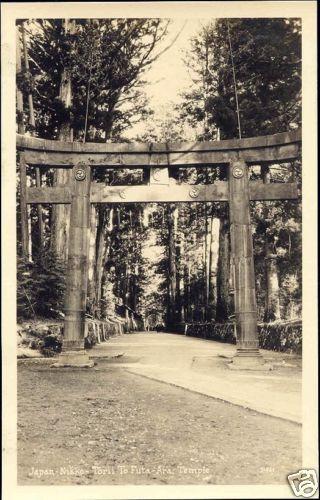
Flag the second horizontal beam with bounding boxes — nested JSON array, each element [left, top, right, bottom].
[[26, 181, 298, 204]]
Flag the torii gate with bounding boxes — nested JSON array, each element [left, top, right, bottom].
[[17, 129, 301, 368]]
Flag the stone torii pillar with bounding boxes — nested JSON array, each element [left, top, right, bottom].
[[53, 163, 94, 368], [228, 159, 272, 370]]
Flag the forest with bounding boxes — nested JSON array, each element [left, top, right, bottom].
[[16, 18, 302, 347]]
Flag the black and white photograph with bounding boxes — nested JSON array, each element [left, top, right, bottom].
[[1, 2, 318, 499]]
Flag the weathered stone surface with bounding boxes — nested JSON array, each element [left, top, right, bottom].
[[51, 350, 94, 368], [17, 322, 63, 357], [227, 356, 273, 371], [17, 346, 42, 359]]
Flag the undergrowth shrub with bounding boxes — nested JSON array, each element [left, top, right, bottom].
[[40, 332, 63, 357], [184, 322, 236, 343], [17, 251, 66, 320], [178, 320, 302, 353], [258, 320, 302, 353]]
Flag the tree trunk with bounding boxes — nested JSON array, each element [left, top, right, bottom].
[[167, 204, 178, 326], [203, 38, 210, 139], [22, 16, 44, 257], [183, 261, 191, 322], [208, 217, 220, 320], [16, 25, 25, 135], [95, 208, 109, 318], [204, 205, 212, 319], [262, 165, 281, 322], [87, 205, 98, 311], [50, 20, 73, 261], [175, 220, 182, 323], [104, 94, 119, 141], [27, 176, 33, 260], [215, 215, 230, 321], [216, 164, 231, 322], [104, 113, 114, 141], [264, 251, 281, 321], [179, 230, 186, 323], [16, 24, 30, 261], [50, 169, 71, 261], [100, 207, 115, 319]]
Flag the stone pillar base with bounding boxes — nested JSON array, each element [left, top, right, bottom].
[[51, 350, 94, 368], [227, 352, 273, 371]]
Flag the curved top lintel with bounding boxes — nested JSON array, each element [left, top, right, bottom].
[[16, 129, 301, 155]]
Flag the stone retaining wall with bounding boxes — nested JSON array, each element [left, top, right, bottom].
[[17, 317, 127, 357]]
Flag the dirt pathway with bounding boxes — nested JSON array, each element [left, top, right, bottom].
[[18, 362, 301, 485]]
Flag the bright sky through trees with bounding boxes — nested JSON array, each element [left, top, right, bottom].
[[125, 18, 206, 139]]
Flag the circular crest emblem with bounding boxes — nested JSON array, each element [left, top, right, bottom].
[[152, 168, 162, 181], [75, 167, 86, 181], [232, 166, 244, 179], [119, 190, 126, 199], [189, 187, 200, 198]]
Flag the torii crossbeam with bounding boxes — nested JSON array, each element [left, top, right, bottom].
[[17, 129, 301, 368]]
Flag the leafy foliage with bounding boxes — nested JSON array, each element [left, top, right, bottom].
[[17, 256, 37, 319], [17, 18, 302, 339], [179, 18, 302, 321], [258, 320, 302, 353], [180, 18, 301, 139], [183, 319, 302, 354], [25, 18, 169, 141], [17, 252, 66, 320], [18, 17, 170, 326]]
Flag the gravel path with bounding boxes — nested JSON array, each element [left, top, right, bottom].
[[18, 362, 301, 485]]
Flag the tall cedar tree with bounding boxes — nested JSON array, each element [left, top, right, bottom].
[[180, 18, 301, 321], [19, 18, 169, 319]]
